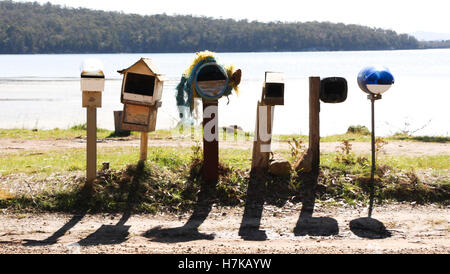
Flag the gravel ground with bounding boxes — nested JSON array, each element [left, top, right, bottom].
[[1, 138, 449, 156], [0, 203, 448, 254]]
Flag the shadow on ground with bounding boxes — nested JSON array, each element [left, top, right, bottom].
[[144, 179, 216, 243], [294, 171, 339, 237], [78, 212, 132, 246], [238, 172, 292, 241], [349, 217, 392, 239], [23, 212, 86, 247]]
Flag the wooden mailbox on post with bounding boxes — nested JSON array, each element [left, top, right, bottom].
[[118, 58, 165, 133], [262, 72, 285, 106], [118, 58, 165, 161], [81, 64, 105, 108], [251, 72, 285, 171], [81, 59, 105, 185]]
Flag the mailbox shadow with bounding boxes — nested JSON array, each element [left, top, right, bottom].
[[294, 172, 339, 237], [349, 217, 392, 239], [77, 161, 150, 246], [78, 212, 132, 246], [238, 172, 291, 241], [23, 212, 87, 247], [144, 182, 216, 243]]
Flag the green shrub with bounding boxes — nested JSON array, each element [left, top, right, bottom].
[[347, 125, 370, 135]]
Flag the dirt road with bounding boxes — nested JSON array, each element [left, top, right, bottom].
[[1, 137, 449, 156], [0, 204, 448, 254]]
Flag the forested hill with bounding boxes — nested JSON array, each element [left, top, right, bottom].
[[0, 1, 420, 54]]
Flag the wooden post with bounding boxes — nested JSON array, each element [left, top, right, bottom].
[[251, 101, 274, 171], [309, 77, 321, 173], [114, 111, 122, 133], [140, 132, 148, 161], [86, 106, 97, 185], [293, 77, 321, 173], [223, 127, 227, 142], [202, 100, 219, 183]]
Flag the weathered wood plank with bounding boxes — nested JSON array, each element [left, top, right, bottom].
[[82, 91, 102, 108], [86, 107, 97, 185], [251, 101, 274, 171]]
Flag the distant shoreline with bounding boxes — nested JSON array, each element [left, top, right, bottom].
[[0, 47, 445, 55], [0, 47, 448, 56], [0, 2, 420, 54]]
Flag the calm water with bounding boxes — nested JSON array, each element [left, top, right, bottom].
[[0, 50, 449, 136]]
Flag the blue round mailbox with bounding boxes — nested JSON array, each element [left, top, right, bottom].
[[357, 66, 395, 218], [357, 66, 395, 95]]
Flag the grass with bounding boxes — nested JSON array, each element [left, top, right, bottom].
[[0, 146, 193, 176], [0, 126, 449, 213], [320, 153, 450, 172], [0, 145, 448, 176], [0, 142, 448, 212], [1, 151, 448, 213]]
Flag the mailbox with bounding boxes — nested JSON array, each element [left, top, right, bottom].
[[118, 58, 165, 132], [262, 72, 284, 105], [320, 77, 348, 103], [119, 58, 165, 105], [193, 63, 229, 100], [121, 101, 161, 132], [357, 66, 395, 95], [81, 58, 105, 108]]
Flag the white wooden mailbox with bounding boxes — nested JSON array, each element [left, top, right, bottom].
[[118, 58, 165, 106], [118, 58, 165, 132], [81, 59, 105, 108]]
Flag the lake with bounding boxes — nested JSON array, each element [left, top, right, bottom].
[[0, 50, 449, 137]]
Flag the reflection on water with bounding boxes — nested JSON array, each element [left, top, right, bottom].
[[0, 50, 449, 136]]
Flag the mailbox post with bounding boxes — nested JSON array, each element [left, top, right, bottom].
[[251, 72, 284, 171], [176, 51, 241, 183], [357, 66, 395, 218], [295, 76, 348, 173], [194, 63, 229, 183], [81, 59, 105, 186], [118, 58, 165, 162]]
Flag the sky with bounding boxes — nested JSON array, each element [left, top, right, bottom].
[[18, 0, 450, 34]]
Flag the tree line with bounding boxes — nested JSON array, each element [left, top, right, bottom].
[[0, 1, 422, 54]]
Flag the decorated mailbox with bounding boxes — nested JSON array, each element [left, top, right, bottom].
[[176, 51, 242, 182], [320, 77, 348, 103], [194, 63, 229, 100], [357, 66, 395, 218], [176, 51, 241, 119], [262, 72, 284, 105], [81, 59, 105, 108], [357, 66, 395, 96], [118, 58, 165, 132]]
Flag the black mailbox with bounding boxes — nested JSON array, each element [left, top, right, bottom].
[[320, 77, 348, 103], [262, 72, 284, 105]]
